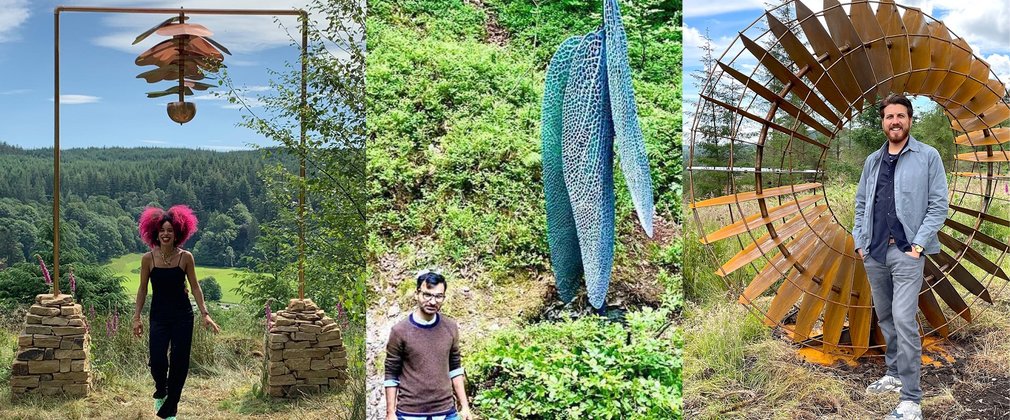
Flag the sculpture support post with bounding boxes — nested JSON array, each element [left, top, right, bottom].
[[53, 9, 61, 296], [298, 12, 308, 301]]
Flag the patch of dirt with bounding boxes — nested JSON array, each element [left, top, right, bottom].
[[463, 0, 510, 46]]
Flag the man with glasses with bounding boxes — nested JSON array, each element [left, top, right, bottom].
[[384, 270, 471, 420]]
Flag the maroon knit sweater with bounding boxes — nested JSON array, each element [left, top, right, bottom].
[[384, 313, 462, 415]]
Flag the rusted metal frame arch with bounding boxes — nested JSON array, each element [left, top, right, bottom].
[[52, 6, 310, 299]]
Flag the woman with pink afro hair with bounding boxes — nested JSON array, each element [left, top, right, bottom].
[[132, 205, 220, 420]]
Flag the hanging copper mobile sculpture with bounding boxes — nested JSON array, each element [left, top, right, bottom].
[[133, 13, 231, 124]]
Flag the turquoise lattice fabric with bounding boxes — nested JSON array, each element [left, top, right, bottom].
[[541, 0, 655, 309]]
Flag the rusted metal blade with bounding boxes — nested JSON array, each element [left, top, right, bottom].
[[136, 38, 191, 65], [948, 103, 1010, 133], [155, 23, 213, 37], [923, 257, 972, 322], [848, 259, 873, 356], [739, 225, 823, 304], [765, 13, 848, 122], [146, 86, 194, 98], [701, 93, 828, 150], [902, 7, 932, 93], [767, 270, 808, 326], [875, 0, 911, 93], [947, 59, 991, 107], [717, 62, 835, 137], [691, 182, 822, 208], [849, 0, 893, 97], [929, 250, 993, 303], [821, 233, 858, 350], [935, 38, 972, 101], [718, 210, 832, 277], [738, 35, 843, 124], [949, 204, 1010, 227], [944, 218, 1010, 253], [955, 150, 1010, 162], [794, 225, 850, 341], [795, 0, 865, 106], [917, 279, 950, 337], [954, 128, 1010, 146], [918, 22, 952, 96], [938, 230, 1009, 281], [133, 15, 187, 45], [947, 78, 1006, 120], [952, 172, 1010, 181], [701, 194, 824, 244], [136, 65, 205, 83], [822, 0, 877, 97]]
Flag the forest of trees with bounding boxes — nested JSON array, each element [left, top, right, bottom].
[[0, 144, 285, 268]]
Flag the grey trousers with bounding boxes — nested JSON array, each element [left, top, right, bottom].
[[863, 244, 924, 403]]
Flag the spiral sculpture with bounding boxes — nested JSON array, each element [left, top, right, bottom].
[[688, 0, 1010, 358]]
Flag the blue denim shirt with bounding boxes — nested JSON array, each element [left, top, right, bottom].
[[853, 135, 948, 255]]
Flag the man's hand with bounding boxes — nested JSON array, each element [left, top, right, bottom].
[[857, 248, 865, 260], [385, 412, 397, 420], [132, 316, 143, 338], [905, 250, 920, 259], [459, 407, 473, 420]]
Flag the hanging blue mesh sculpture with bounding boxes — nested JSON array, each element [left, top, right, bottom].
[[542, 0, 655, 309]]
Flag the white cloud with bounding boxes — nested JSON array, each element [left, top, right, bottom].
[[685, 0, 764, 17], [50, 94, 101, 104], [985, 53, 1010, 85], [0, 89, 30, 95], [141, 139, 167, 144], [198, 144, 252, 151], [0, 0, 30, 43]]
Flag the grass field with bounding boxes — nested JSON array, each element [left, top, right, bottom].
[[106, 253, 248, 304]]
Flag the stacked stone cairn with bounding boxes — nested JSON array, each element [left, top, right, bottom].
[[264, 298, 347, 398], [10, 294, 92, 398]]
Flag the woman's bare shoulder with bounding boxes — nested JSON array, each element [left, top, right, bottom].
[[141, 252, 153, 263]]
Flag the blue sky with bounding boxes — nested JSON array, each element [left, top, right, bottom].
[[0, 0, 316, 150], [683, 0, 1010, 114]]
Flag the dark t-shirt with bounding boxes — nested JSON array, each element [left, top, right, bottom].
[[870, 145, 910, 262]]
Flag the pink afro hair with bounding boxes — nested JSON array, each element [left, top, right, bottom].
[[138, 205, 199, 248]]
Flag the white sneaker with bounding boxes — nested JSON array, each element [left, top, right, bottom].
[[866, 375, 902, 394], [884, 401, 922, 420]]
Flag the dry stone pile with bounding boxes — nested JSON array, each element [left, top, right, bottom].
[[10, 294, 92, 398], [264, 298, 347, 398]]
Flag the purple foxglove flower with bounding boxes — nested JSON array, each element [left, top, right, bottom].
[[36, 255, 52, 286], [265, 300, 273, 332], [69, 269, 77, 295]]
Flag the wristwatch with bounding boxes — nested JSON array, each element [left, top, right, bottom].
[[912, 244, 924, 253]]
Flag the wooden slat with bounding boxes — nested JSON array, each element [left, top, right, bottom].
[[849, 0, 893, 97], [935, 38, 972, 101], [691, 182, 822, 209], [938, 230, 1009, 281], [930, 250, 993, 303], [876, 0, 911, 94], [924, 257, 972, 322], [796, 0, 865, 107], [765, 14, 849, 122], [717, 211, 831, 276], [848, 256, 873, 356], [918, 22, 952, 96], [902, 7, 932, 93], [702, 94, 829, 151], [954, 127, 1010, 146], [917, 279, 950, 337], [948, 79, 1007, 120], [701, 194, 824, 244], [717, 62, 835, 137], [944, 218, 1010, 253], [955, 150, 1010, 162], [822, 0, 877, 97]]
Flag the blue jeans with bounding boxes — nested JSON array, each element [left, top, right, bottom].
[[396, 412, 459, 420]]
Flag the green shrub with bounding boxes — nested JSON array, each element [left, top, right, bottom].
[[468, 308, 682, 419], [200, 276, 223, 302]]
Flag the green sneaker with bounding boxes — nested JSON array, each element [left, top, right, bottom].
[[154, 397, 166, 412]]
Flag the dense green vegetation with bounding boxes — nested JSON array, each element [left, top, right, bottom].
[[0, 144, 278, 268], [368, 0, 681, 417]]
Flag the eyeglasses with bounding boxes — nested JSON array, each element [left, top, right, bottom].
[[418, 292, 446, 302]]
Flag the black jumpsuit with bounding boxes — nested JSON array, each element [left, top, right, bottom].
[[148, 253, 194, 419]]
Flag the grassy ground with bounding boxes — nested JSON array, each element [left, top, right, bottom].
[[107, 254, 247, 304], [1, 304, 365, 419], [683, 182, 1010, 419]]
